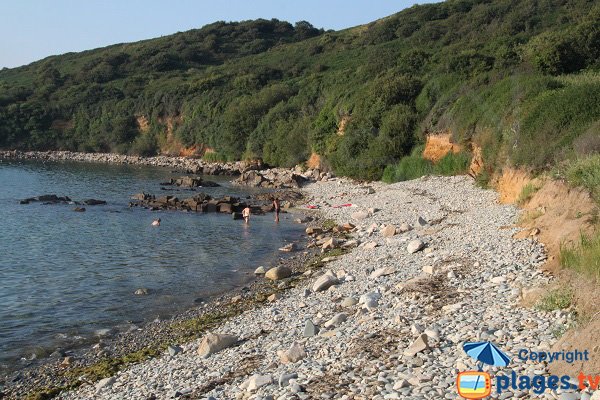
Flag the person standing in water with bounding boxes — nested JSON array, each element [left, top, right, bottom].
[[273, 197, 281, 222], [242, 206, 251, 223]]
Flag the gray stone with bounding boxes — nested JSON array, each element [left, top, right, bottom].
[[341, 297, 358, 307], [324, 313, 348, 328], [168, 345, 182, 356], [370, 266, 395, 279], [95, 377, 116, 393], [304, 319, 320, 337], [404, 333, 429, 357], [241, 374, 273, 392], [279, 372, 298, 387], [254, 266, 266, 274], [277, 342, 306, 363], [312, 271, 338, 292]]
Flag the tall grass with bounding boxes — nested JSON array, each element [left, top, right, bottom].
[[517, 182, 540, 205], [560, 232, 600, 280], [383, 151, 471, 183], [565, 155, 600, 202]]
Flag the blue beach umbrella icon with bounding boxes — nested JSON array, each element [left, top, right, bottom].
[[463, 341, 511, 368], [462, 341, 511, 395]]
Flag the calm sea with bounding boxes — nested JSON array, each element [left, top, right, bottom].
[[0, 159, 303, 372]]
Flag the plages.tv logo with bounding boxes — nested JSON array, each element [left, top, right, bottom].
[[456, 341, 510, 399], [457, 341, 594, 398]]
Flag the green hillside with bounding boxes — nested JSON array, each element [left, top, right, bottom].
[[1, 0, 599, 180]]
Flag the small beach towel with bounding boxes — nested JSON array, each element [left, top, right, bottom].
[[332, 203, 354, 208], [306, 205, 320, 209]]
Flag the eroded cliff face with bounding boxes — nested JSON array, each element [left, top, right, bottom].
[[422, 132, 462, 163]]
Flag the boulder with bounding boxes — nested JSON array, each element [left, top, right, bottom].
[[254, 266, 266, 275], [417, 216, 428, 226], [134, 288, 149, 295], [265, 266, 292, 280], [312, 271, 339, 292], [197, 333, 238, 358], [404, 333, 429, 357], [277, 342, 307, 363], [73, 207, 86, 212], [407, 239, 425, 254], [381, 225, 396, 237]]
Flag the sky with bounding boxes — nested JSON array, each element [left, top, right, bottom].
[[0, 0, 436, 69]]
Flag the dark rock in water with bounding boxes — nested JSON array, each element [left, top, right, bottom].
[[131, 193, 153, 201], [194, 297, 204, 304], [38, 194, 71, 202], [201, 180, 220, 187], [160, 176, 220, 188], [232, 212, 243, 220], [20, 194, 71, 204], [82, 199, 106, 206], [134, 288, 150, 295], [73, 207, 86, 212]]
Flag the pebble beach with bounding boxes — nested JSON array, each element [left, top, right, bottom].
[[54, 175, 583, 400]]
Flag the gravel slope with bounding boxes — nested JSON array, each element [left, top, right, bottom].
[[60, 176, 577, 400]]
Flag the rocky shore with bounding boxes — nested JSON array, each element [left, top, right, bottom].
[[0, 150, 334, 189], [38, 175, 581, 400]]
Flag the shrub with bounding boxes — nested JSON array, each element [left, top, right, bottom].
[[384, 155, 433, 182], [432, 151, 471, 176], [535, 287, 573, 312], [202, 151, 229, 163]]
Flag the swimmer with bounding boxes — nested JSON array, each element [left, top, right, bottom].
[[151, 218, 161, 226]]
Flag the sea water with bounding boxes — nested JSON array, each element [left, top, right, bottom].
[[0, 159, 303, 372]]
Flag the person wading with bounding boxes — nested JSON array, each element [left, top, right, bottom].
[[242, 206, 251, 224], [273, 197, 281, 222]]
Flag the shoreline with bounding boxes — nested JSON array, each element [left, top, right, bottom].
[[0, 150, 244, 175], [0, 195, 329, 399]]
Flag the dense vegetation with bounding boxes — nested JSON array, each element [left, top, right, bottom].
[[1, 0, 599, 181]]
